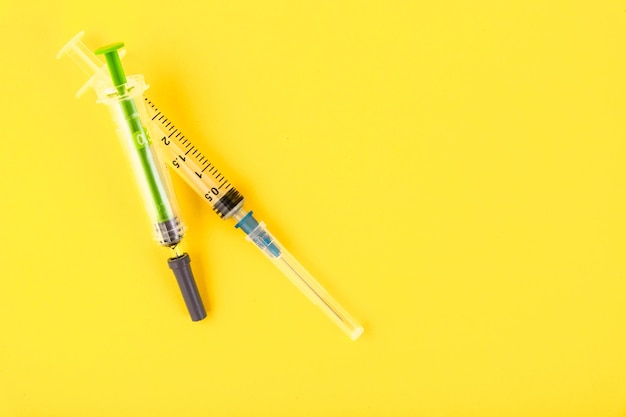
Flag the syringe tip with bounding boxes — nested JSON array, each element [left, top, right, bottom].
[[170, 244, 182, 258]]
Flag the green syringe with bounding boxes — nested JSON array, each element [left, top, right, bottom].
[[96, 44, 176, 232], [91, 44, 206, 321]]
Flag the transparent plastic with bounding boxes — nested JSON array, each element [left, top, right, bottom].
[[232, 208, 364, 340], [56, 31, 123, 98], [272, 247, 364, 340], [143, 98, 240, 218], [95, 75, 185, 247]]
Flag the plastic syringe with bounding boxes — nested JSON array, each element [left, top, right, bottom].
[[58, 35, 206, 322], [58, 32, 363, 339], [145, 99, 364, 339]]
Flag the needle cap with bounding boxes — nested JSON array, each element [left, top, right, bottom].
[[167, 253, 207, 321]]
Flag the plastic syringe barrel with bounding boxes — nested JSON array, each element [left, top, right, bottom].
[[95, 44, 184, 246], [94, 77, 184, 246]]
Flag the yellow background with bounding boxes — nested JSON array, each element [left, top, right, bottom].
[[1, 1, 626, 416]]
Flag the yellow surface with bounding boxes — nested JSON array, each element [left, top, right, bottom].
[[1, 1, 626, 416]]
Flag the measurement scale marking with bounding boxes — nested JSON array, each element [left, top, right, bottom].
[[146, 99, 239, 209]]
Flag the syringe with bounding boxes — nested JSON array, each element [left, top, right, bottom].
[[58, 34, 206, 322], [58, 32, 363, 339], [145, 100, 364, 339]]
